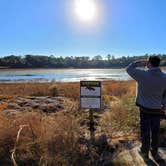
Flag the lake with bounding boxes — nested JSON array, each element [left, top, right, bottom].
[[0, 68, 165, 83]]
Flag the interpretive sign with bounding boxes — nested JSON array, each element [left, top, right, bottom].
[[80, 81, 101, 109]]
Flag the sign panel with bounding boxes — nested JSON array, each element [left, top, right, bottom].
[[81, 87, 100, 96], [80, 81, 101, 109]]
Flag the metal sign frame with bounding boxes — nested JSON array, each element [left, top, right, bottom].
[[80, 81, 101, 110]]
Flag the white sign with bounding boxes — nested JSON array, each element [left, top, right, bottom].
[[80, 81, 101, 109]]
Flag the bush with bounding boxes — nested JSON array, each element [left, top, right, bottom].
[[48, 84, 59, 97], [100, 94, 139, 136]]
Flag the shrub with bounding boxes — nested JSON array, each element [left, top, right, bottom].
[[48, 84, 59, 97]]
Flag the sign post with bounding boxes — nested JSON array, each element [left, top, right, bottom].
[[89, 109, 95, 143], [80, 81, 101, 143]]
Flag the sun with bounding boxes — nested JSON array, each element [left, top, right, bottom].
[[74, 0, 98, 23]]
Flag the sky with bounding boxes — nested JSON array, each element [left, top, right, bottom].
[[0, 0, 166, 58]]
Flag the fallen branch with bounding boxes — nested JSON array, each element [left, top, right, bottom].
[[11, 125, 29, 166]]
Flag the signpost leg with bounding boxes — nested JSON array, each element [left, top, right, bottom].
[[89, 109, 95, 143]]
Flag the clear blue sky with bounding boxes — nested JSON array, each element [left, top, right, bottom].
[[0, 0, 166, 58]]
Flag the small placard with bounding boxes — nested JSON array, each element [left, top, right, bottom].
[[80, 81, 101, 109]]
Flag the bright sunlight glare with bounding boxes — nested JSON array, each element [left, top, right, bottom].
[[74, 0, 98, 23]]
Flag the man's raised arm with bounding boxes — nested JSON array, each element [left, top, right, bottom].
[[126, 61, 146, 81]]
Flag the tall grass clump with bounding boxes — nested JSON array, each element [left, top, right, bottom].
[[102, 81, 135, 97], [100, 93, 139, 138], [0, 110, 94, 165], [48, 84, 59, 97]]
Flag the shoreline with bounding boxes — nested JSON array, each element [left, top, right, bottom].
[[0, 80, 134, 86], [0, 66, 166, 70], [0, 78, 132, 84]]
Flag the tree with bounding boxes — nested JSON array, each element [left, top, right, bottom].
[[0, 54, 165, 68], [92, 55, 103, 61], [107, 54, 111, 61]]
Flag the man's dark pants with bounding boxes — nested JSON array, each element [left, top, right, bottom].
[[140, 108, 161, 155]]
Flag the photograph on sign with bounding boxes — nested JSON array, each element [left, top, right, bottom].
[[81, 87, 100, 96], [81, 98, 101, 109]]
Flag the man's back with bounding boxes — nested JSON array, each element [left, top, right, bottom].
[[126, 63, 166, 110]]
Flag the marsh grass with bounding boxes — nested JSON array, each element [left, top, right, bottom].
[[0, 82, 80, 99], [0, 111, 90, 165], [100, 81, 139, 137], [99, 95, 139, 137], [0, 80, 165, 165], [0, 81, 134, 98]]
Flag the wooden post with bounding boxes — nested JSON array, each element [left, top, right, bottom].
[[89, 109, 95, 143]]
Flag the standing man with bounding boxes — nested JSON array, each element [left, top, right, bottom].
[[126, 56, 166, 161]]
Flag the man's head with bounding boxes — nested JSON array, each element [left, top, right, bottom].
[[147, 56, 161, 68]]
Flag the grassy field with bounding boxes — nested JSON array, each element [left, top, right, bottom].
[[0, 81, 165, 165]]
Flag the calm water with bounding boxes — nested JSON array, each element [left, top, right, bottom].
[[0, 68, 165, 83]]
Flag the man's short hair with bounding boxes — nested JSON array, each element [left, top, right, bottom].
[[148, 56, 161, 67]]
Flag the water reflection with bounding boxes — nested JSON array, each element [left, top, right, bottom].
[[0, 68, 165, 82]]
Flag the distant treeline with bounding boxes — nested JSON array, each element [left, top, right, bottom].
[[0, 54, 166, 68]]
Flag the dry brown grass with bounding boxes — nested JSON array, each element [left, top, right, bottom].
[[0, 80, 164, 165], [0, 110, 88, 165], [0, 82, 80, 99], [102, 80, 135, 97], [0, 80, 135, 99], [100, 94, 139, 137]]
